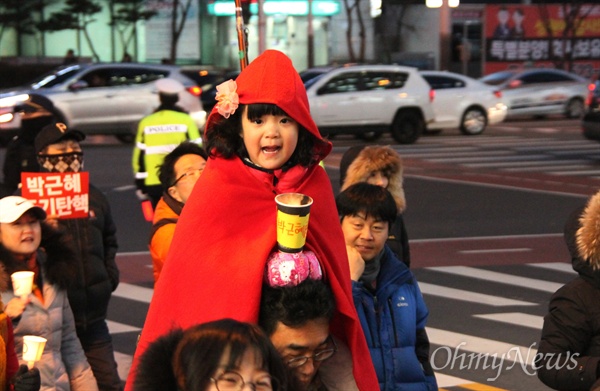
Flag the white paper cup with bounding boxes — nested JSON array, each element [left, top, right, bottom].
[[11, 271, 34, 300], [23, 335, 46, 369]]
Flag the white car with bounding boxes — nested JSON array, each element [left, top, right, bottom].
[[0, 63, 207, 144], [479, 68, 590, 119], [420, 70, 508, 135], [304, 64, 435, 144]]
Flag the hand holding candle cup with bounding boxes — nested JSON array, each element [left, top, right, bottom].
[[23, 335, 46, 369], [11, 271, 34, 301]]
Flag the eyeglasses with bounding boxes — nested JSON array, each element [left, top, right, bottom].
[[170, 167, 204, 187], [211, 371, 277, 391], [285, 337, 337, 368]]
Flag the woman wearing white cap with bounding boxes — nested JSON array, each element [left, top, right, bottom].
[[0, 196, 98, 391]]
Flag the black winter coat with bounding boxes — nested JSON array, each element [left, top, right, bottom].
[[63, 184, 119, 331], [536, 195, 600, 390]]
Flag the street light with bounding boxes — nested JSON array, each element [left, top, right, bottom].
[[426, 0, 459, 71], [426, 0, 459, 8]]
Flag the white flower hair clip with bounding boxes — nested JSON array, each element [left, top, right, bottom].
[[215, 79, 239, 118]]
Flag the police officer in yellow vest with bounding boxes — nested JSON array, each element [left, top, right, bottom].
[[132, 78, 202, 208]]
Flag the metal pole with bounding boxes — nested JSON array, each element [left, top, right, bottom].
[[308, 0, 314, 68], [234, 0, 249, 70], [258, 0, 266, 54]]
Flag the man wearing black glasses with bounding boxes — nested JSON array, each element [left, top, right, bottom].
[[149, 141, 208, 285], [259, 278, 356, 391]]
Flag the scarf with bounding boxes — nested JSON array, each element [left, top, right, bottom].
[[37, 152, 83, 173]]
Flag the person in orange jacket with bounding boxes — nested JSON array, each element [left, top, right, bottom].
[[149, 142, 208, 284]]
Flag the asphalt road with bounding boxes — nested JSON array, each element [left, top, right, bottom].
[[1, 116, 598, 390]]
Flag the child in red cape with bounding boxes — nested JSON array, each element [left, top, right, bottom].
[[125, 50, 379, 391]]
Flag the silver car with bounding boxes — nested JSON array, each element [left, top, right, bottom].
[[0, 63, 206, 144], [479, 68, 590, 119]]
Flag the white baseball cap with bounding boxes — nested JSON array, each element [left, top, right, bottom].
[[156, 78, 184, 95], [0, 196, 47, 223]]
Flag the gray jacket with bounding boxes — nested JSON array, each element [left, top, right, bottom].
[[1, 250, 98, 391]]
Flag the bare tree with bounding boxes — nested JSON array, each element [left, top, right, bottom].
[[376, 4, 416, 63], [0, 0, 38, 56], [538, 2, 594, 72], [39, 0, 103, 61], [169, 0, 194, 63], [341, 0, 366, 62], [112, 0, 157, 61]]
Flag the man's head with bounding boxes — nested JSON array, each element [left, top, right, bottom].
[[336, 182, 397, 262], [259, 279, 336, 390], [156, 78, 184, 106], [158, 142, 208, 203], [34, 122, 85, 173]]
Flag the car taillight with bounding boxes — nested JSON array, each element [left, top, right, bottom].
[[429, 89, 435, 103], [493, 90, 502, 99], [187, 86, 202, 97], [586, 83, 596, 107]]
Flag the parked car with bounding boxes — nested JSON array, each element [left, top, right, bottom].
[[583, 79, 600, 141], [0, 63, 206, 145], [196, 70, 241, 114], [299, 66, 335, 85], [420, 70, 507, 135], [304, 64, 435, 144], [479, 68, 590, 119]]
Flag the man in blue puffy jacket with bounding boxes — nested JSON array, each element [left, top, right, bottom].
[[336, 182, 437, 391]]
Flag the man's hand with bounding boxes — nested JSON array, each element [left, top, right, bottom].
[[4, 297, 27, 320], [11, 364, 41, 391], [346, 245, 365, 281]]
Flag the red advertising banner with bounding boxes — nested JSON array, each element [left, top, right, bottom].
[[21, 172, 90, 219], [485, 4, 600, 78]]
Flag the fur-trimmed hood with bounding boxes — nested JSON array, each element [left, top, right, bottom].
[[340, 145, 406, 212], [576, 190, 600, 270], [0, 222, 78, 292]]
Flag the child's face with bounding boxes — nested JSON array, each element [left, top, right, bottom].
[[241, 106, 299, 170], [365, 170, 389, 189]]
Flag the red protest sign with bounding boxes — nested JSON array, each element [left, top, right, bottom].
[[21, 172, 90, 219]]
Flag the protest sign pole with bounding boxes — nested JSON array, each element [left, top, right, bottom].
[[235, 0, 249, 70]]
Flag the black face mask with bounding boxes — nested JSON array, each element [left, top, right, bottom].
[[37, 152, 84, 173]]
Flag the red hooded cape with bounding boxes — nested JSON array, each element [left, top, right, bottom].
[[126, 50, 378, 391]]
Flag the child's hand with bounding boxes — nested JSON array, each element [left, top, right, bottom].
[[5, 297, 27, 320], [346, 245, 365, 281]]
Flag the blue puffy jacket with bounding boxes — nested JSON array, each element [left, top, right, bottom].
[[352, 245, 437, 391]]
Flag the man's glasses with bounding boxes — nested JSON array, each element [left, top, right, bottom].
[[211, 371, 278, 391], [285, 336, 337, 368], [170, 168, 204, 187]]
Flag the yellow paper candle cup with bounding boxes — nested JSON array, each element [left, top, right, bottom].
[[275, 193, 313, 253]]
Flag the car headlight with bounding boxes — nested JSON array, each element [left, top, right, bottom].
[[0, 94, 30, 108], [0, 112, 14, 124]]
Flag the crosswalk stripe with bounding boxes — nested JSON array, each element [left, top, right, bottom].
[[429, 266, 563, 293], [115, 351, 132, 383], [460, 383, 511, 391], [113, 282, 153, 303], [427, 327, 538, 366], [473, 312, 544, 330], [419, 282, 536, 307], [107, 320, 141, 334], [528, 262, 575, 274], [437, 373, 479, 388]]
